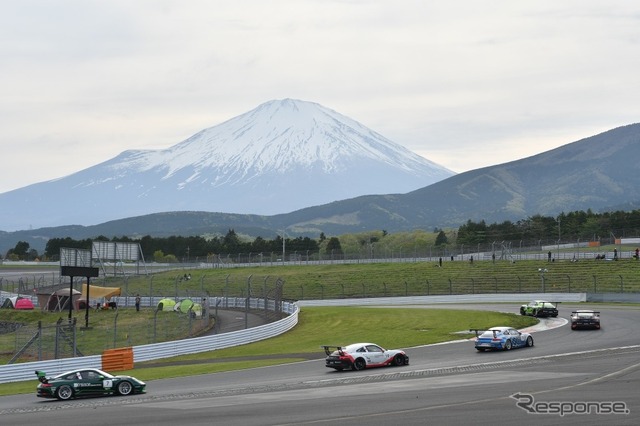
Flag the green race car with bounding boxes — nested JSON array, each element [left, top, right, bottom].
[[36, 368, 146, 401], [519, 300, 558, 317]]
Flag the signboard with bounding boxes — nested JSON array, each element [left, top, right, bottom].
[[92, 241, 140, 261]]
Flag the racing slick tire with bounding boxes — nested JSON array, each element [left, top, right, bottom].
[[519, 307, 526, 315], [56, 384, 74, 401], [532, 309, 539, 317], [117, 381, 133, 396], [526, 336, 534, 347], [352, 358, 366, 371], [393, 354, 405, 366], [476, 348, 485, 352], [504, 339, 512, 350]]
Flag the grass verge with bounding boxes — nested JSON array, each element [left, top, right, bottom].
[[0, 306, 537, 396]]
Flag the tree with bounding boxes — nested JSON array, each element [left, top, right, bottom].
[[435, 231, 448, 246], [12, 241, 30, 260], [325, 237, 342, 254], [223, 229, 241, 252]]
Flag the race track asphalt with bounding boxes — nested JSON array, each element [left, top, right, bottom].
[[0, 302, 638, 425]]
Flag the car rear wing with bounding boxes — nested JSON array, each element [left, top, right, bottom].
[[321, 345, 345, 356], [571, 311, 600, 315], [469, 329, 497, 338], [35, 370, 49, 384]]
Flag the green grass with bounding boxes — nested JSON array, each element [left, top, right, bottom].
[[4, 256, 635, 396], [0, 308, 213, 364], [0, 306, 537, 396], [88, 257, 640, 302]]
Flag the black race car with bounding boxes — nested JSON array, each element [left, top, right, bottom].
[[36, 368, 146, 400], [570, 310, 601, 330]]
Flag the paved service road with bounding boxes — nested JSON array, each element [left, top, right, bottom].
[[1, 303, 638, 425]]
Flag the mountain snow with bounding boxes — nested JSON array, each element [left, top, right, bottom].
[[0, 99, 454, 231]]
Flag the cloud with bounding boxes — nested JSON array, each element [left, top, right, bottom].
[[1, 0, 639, 192]]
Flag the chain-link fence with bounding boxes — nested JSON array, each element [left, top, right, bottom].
[[2, 304, 212, 363], [0, 274, 287, 363]]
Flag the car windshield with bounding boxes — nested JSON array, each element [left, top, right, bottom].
[[576, 312, 594, 318]]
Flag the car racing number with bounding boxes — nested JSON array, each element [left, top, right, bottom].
[[103, 379, 113, 389]]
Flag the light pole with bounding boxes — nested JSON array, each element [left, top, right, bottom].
[[557, 216, 561, 260], [282, 229, 286, 265], [538, 268, 548, 292], [281, 226, 292, 265]]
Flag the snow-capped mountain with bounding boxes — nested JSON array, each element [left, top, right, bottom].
[[0, 99, 454, 231]]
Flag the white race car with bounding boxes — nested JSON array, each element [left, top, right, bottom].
[[323, 343, 409, 371]]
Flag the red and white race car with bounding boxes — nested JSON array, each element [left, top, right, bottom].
[[323, 343, 409, 371]]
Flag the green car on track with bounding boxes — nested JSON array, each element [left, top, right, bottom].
[[36, 368, 146, 401], [519, 300, 559, 318]]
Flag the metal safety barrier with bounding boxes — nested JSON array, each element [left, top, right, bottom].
[[0, 299, 298, 384]]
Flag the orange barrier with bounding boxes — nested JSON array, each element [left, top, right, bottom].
[[102, 347, 134, 371]]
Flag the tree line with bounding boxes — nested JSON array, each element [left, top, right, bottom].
[[3, 229, 335, 262], [3, 209, 640, 261], [456, 209, 640, 245]]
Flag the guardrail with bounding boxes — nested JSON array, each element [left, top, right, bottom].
[[295, 293, 587, 307], [2, 291, 631, 384], [0, 299, 298, 384]]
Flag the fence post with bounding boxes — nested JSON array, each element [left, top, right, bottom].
[[264, 276, 270, 320], [73, 317, 77, 357], [113, 311, 119, 348], [55, 318, 62, 359], [151, 308, 157, 342], [38, 321, 42, 361]]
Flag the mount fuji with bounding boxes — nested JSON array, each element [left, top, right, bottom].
[[0, 99, 454, 231]]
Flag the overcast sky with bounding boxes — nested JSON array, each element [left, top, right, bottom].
[[1, 1, 639, 194]]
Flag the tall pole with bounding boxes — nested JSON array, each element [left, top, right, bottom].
[[282, 229, 286, 264], [68, 275, 74, 321], [84, 277, 91, 328]]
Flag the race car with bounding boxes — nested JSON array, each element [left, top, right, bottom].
[[519, 300, 559, 317], [323, 343, 409, 371], [471, 326, 534, 351], [36, 368, 146, 401], [570, 310, 601, 330]]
